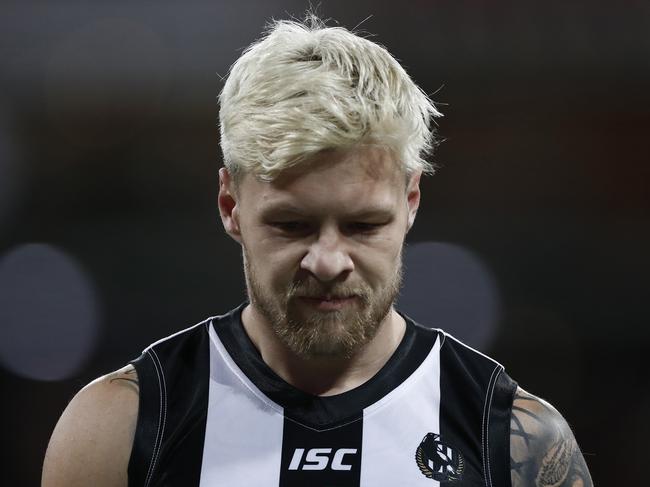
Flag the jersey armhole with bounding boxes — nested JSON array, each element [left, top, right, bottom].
[[127, 350, 165, 487], [485, 369, 518, 487]]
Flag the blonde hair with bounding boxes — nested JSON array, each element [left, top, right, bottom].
[[218, 15, 442, 181]]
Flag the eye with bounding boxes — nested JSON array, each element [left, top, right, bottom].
[[347, 222, 385, 234], [269, 221, 311, 234]]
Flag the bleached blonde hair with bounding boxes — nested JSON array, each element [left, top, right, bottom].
[[218, 15, 442, 182]]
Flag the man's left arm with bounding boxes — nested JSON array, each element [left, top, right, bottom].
[[510, 387, 593, 487]]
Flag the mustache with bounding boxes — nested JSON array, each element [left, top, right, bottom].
[[286, 280, 370, 302]]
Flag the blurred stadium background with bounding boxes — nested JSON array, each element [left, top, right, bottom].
[[1, 0, 648, 483]]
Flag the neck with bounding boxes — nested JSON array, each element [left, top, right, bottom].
[[241, 304, 406, 396]]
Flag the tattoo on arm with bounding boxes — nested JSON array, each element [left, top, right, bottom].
[[109, 366, 139, 394], [510, 389, 593, 487]]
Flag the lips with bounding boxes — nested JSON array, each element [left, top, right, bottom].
[[300, 294, 354, 300], [298, 295, 357, 310]]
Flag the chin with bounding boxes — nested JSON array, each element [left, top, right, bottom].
[[278, 309, 379, 359], [291, 337, 361, 360]]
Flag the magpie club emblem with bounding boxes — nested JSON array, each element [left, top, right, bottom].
[[415, 433, 465, 482]]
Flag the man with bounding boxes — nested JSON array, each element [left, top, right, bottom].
[[43, 16, 593, 487]]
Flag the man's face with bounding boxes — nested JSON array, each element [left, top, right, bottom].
[[219, 146, 420, 358]]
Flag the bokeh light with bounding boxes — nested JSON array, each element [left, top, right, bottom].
[[398, 241, 501, 351], [0, 243, 101, 381]]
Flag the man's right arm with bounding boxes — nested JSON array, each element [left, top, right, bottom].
[[42, 365, 140, 487]]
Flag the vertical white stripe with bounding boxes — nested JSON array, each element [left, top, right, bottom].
[[199, 325, 284, 486], [360, 337, 441, 486]]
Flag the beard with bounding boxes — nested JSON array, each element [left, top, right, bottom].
[[243, 248, 403, 359]]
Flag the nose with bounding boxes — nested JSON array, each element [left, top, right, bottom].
[[300, 227, 354, 282]]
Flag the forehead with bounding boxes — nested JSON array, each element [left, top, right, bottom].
[[239, 147, 405, 215]]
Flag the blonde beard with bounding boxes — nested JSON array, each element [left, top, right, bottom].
[[243, 248, 403, 359]]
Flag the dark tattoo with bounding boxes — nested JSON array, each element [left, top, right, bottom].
[[510, 389, 593, 487], [109, 367, 139, 394]]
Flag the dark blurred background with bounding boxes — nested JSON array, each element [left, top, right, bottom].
[[1, 0, 648, 484]]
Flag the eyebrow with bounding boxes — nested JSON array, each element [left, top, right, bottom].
[[259, 203, 308, 218], [259, 203, 395, 220], [345, 208, 395, 220]]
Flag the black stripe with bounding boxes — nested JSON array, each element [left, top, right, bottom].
[[128, 321, 212, 487], [128, 351, 161, 487], [279, 414, 363, 487], [439, 336, 499, 485], [486, 370, 517, 487], [482, 366, 502, 487]]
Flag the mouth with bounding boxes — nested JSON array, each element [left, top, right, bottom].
[[297, 295, 358, 311]]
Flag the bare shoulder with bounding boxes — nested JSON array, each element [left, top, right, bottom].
[[42, 364, 140, 487], [510, 386, 593, 487]]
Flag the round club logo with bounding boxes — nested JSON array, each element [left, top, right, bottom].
[[415, 433, 465, 482]]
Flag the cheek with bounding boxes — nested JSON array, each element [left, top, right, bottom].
[[354, 236, 404, 282], [247, 238, 305, 284]]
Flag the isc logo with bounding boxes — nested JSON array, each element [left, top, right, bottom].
[[287, 448, 358, 471]]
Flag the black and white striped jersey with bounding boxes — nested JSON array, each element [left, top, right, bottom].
[[128, 303, 517, 487]]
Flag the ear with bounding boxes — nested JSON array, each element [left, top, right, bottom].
[[406, 170, 421, 232], [218, 167, 242, 243]]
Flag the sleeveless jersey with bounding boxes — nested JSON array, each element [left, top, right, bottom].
[[128, 304, 517, 487]]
